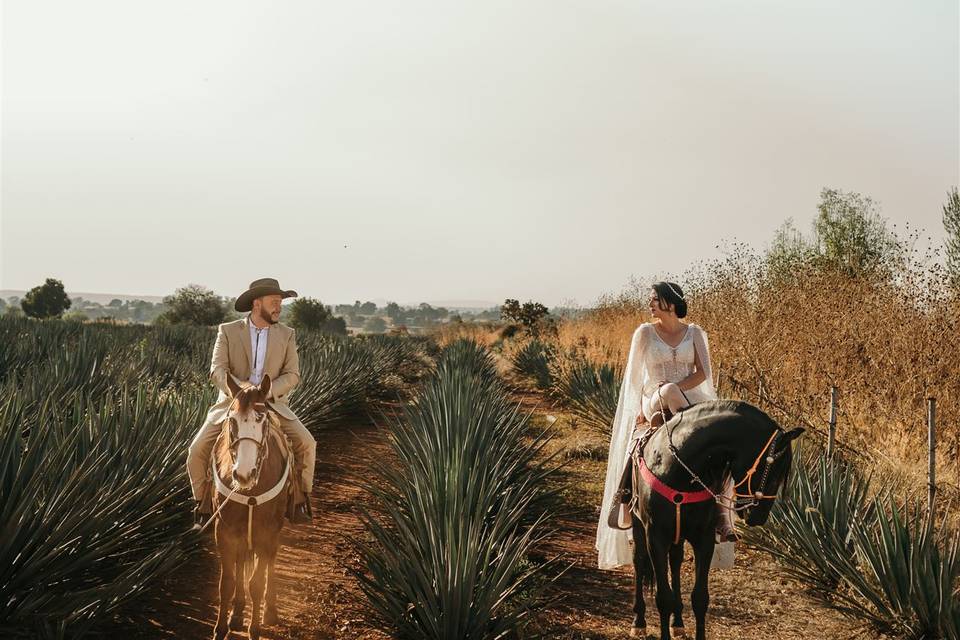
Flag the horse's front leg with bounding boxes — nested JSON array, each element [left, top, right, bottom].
[[691, 531, 716, 640], [214, 536, 238, 640], [247, 550, 272, 640], [669, 542, 686, 637], [229, 549, 246, 630], [646, 526, 673, 640], [263, 547, 280, 626], [631, 519, 648, 636]]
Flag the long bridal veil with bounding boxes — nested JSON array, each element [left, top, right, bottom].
[[595, 326, 646, 570], [594, 324, 716, 570]]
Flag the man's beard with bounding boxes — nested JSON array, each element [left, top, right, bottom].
[[257, 308, 278, 325]]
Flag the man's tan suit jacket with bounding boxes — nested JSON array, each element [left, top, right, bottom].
[[206, 316, 301, 425]]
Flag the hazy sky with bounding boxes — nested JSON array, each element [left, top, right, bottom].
[[2, 1, 958, 307]]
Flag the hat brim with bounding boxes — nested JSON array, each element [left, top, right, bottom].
[[235, 287, 297, 312]]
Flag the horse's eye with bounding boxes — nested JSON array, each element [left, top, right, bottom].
[[255, 411, 264, 421]]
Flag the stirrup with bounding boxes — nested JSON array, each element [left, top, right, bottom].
[[192, 501, 211, 532], [606, 489, 633, 530], [290, 501, 312, 524]]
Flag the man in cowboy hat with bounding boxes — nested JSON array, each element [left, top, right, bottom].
[[186, 277, 317, 526]]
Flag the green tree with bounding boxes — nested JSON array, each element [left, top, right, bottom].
[[364, 316, 387, 333], [322, 316, 348, 335], [157, 284, 227, 326], [359, 301, 377, 315], [287, 297, 331, 331], [500, 299, 549, 331], [813, 188, 899, 277], [766, 218, 815, 280], [385, 302, 401, 320], [943, 186, 960, 291], [21, 278, 72, 319]]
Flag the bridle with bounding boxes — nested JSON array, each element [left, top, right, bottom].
[[224, 409, 270, 488], [662, 396, 788, 514], [205, 404, 291, 550]]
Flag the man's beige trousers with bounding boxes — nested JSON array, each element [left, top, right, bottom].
[[186, 416, 316, 504]]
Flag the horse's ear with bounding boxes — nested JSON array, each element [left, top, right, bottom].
[[785, 428, 805, 441], [226, 374, 242, 398], [259, 374, 271, 398]]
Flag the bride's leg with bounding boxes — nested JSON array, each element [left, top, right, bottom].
[[658, 383, 690, 415]]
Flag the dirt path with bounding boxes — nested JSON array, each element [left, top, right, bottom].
[[105, 422, 388, 640]]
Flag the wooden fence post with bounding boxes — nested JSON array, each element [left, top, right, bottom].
[[927, 397, 936, 529], [827, 386, 838, 459]]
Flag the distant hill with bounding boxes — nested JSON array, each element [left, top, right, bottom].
[[1, 290, 500, 312], [0, 290, 166, 305], [398, 300, 499, 311]]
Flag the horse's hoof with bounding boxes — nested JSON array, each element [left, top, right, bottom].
[[247, 624, 260, 640], [213, 624, 228, 640], [671, 627, 688, 638], [263, 607, 279, 626], [228, 611, 244, 630], [629, 626, 647, 638]]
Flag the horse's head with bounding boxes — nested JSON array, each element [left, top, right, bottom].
[[736, 425, 804, 527], [220, 374, 273, 490]]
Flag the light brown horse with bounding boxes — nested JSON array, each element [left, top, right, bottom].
[[212, 374, 291, 640]]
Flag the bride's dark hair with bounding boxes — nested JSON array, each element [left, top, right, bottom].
[[652, 281, 688, 318]]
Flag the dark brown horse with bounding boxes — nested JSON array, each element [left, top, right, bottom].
[[212, 374, 291, 640], [628, 400, 802, 640]]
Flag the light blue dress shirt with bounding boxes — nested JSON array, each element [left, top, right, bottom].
[[248, 319, 269, 385]]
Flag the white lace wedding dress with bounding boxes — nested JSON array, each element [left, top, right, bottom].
[[595, 322, 717, 570]]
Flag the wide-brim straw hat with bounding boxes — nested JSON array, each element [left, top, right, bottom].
[[235, 278, 298, 312]]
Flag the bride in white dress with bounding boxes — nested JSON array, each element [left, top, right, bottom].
[[595, 281, 735, 571]]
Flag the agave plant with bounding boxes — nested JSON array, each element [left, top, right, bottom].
[[291, 333, 381, 431], [0, 315, 428, 638], [511, 340, 555, 390], [745, 451, 879, 595], [0, 382, 211, 638], [549, 355, 620, 436], [745, 450, 960, 640], [847, 498, 960, 639], [353, 340, 557, 639]]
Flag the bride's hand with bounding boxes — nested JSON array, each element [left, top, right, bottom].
[[635, 413, 648, 428]]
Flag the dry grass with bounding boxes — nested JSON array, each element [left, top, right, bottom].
[[438, 247, 960, 525]]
